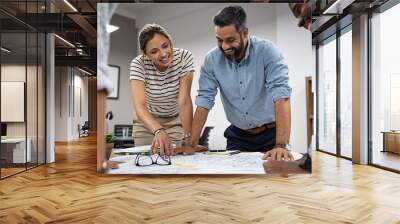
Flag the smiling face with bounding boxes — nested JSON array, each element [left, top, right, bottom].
[[144, 33, 173, 71], [215, 24, 248, 62]]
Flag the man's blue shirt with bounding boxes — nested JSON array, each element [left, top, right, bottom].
[[195, 36, 291, 130]]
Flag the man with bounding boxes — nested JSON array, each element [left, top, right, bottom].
[[187, 5, 294, 161]]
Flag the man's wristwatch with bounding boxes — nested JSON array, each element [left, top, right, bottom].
[[274, 143, 292, 151]]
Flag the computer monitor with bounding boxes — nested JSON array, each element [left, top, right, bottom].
[[1, 123, 7, 137]]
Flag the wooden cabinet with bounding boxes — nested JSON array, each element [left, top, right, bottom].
[[382, 131, 400, 154]]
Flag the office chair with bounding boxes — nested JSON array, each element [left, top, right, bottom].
[[79, 121, 90, 138]]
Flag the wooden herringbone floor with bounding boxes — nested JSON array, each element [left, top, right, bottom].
[[1, 134, 400, 224]]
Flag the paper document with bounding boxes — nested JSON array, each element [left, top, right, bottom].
[[108, 147, 305, 174], [112, 145, 151, 154], [107, 151, 304, 174], [107, 152, 266, 174]]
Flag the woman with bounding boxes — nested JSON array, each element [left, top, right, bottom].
[[130, 24, 194, 156]]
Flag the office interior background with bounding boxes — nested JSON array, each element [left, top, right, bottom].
[[314, 0, 400, 172], [0, 0, 400, 222], [0, 0, 97, 179]]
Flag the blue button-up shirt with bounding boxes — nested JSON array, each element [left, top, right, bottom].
[[195, 36, 292, 130]]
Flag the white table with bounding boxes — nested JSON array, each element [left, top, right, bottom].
[[1, 138, 32, 163]]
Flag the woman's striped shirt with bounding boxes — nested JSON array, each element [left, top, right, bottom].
[[130, 48, 194, 117]]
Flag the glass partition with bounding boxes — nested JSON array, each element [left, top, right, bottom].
[[1, 31, 28, 177], [38, 32, 45, 165], [0, 1, 46, 179], [27, 31, 38, 169]]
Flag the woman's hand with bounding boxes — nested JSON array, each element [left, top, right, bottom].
[[151, 130, 173, 156]]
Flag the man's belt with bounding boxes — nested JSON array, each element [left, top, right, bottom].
[[244, 122, 276, 134]]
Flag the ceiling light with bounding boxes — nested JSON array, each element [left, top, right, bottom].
[[106, 24, 120, 33], [63, 0, 78, 12], [76, 48, 86, 56], [1, 47, 11, 53], [54, 34, 75, 48]]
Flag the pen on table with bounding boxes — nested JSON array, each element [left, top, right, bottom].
[[228, 150, 241, 155], [114, 152, 141, 155], [208, 149, 226, 153]]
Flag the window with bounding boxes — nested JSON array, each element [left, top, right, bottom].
[[317, 37, 337, 154], [339, 29, 352, 158], [370, 2, 400, 171]]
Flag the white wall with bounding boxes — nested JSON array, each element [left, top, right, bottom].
[[275, 4, 313, 153], [55, 67, 68, 141], [1, 65, 42, 138], [54, 67, 89, 141], [115, 3, 313, 153], [1, 66, 26, 128], [106, 14, 137, 134], [72, 73, 89, 137], [1, 63, 47, 163]]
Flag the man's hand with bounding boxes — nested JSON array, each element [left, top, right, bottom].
[[262, 147, 294, 161], [175, 145, 208, 155], [263, 158, 306, 175]]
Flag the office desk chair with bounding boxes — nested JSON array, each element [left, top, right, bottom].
[[78, 121, 90, 138]]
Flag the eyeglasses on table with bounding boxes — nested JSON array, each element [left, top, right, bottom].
[[134, 152, 172, 166]]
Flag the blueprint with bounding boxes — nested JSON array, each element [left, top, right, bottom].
[[107, 150, 304, 174], [112, 145, 151, 154]]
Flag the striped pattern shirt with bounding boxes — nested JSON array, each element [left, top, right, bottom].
[[130, 48, 195, 117]]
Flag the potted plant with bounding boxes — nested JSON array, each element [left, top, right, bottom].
[[105, 133, 115, 159]]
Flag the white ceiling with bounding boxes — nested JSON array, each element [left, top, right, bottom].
[[114, 3, 213, 22], [114, 3, 154, 20]]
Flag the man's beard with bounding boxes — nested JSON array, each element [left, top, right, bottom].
[[220, 36, 245, 61]]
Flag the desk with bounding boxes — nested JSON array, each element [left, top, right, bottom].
[[1, 138, 32, 163], [382, 131, 400, 154], [106, 146, 309, 175]]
